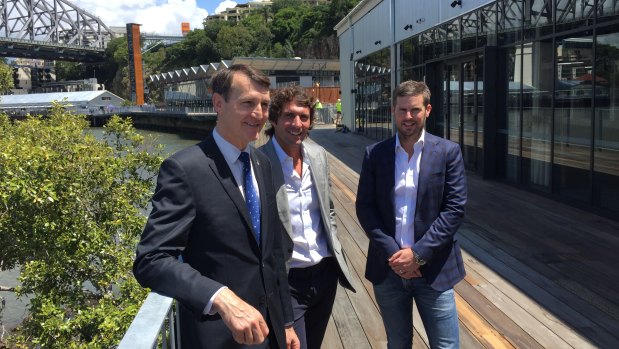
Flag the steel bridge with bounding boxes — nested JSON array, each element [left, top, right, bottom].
[[0, 0, 115, 62]]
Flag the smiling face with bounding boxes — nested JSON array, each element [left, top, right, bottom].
[[394, 94, 431, 145], [272, 101, 311, 156], [213, 72, 270, 150]]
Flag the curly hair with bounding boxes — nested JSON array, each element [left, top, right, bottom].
[[265, 85, 315, 138]]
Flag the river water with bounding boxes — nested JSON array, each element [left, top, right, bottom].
[[0, 127, 206, 332]]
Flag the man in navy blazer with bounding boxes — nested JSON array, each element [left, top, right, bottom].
[[134, 64, 299, 349], [356, 80, 467, 349]]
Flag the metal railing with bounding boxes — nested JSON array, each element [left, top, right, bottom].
[[118, 292, 180, 349]]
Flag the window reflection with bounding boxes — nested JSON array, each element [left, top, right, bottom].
[[355, 48, 392, 141], [522, 40, 553, 190], [554, 35, 593, 202], [594, 31, 619, 212]]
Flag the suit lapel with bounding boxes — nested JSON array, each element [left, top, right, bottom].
[[385, 136, 396, 217], [305, 144, 329, 227], [201, 137, 259, 249], [416, 133, 439, 212], [263, 140, 294, 240]]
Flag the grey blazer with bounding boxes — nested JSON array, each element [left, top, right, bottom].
[[259, 138, 355, 292]]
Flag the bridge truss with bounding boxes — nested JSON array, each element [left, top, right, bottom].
[[0, 0, 115, 62]]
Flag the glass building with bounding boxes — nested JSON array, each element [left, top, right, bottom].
[[336, 0, 619, 217]]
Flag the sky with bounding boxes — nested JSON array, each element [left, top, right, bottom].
[[71, 0, 257, 36]]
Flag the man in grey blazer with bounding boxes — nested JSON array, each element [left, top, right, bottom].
[[259, 85, 355, 349]]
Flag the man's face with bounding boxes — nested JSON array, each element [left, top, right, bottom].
[[213, 72, 270, 150], [394, 94, 431, 143], [272, 101, 311, 155]]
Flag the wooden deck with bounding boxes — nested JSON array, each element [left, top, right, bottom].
[[301, 124, 619, 349]]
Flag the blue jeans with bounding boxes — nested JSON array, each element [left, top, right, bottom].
[[373, 272, 459, 349]]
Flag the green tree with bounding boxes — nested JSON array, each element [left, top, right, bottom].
[[54, 61, 87, 82], [162, 29, 219, 71], [0, 62, 14, 93], [0, 105, 162, 348], [216, 25, 255, 59]]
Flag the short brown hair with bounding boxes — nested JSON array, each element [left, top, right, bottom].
[[265, 85, 315, 137], [211, 64, 270, 101], [392, 80, 431, 107]]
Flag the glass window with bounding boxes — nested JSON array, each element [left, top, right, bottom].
[[462, 12, 477, 51], [434, 27, 446, 58], [594, 30, 619, 213], [522, 39, 553, 191], [412, 36, 422, 67], [554, 34, 593, 203], [497, 47, 521, 183], [400, 38, 414, 71], [556, 0, 594, 32], [446, 20, 460, 56], [524, 0, 553, 40], [354, 48, 392, 141], [422, 32, 435, 63], [448, 64, 461, 144], [478, 3, 498, 47], [597, 0, 619, 22], [499, 0, 523, 45]]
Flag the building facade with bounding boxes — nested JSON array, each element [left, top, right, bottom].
[[336, 0, 619, 217]]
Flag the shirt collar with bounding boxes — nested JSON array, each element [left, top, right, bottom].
[[395, 129, 426, 153], [213, 127, 250, 165], [272, 137, 307, 164]]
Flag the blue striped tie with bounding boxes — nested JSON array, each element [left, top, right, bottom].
[[238, 152, 260, 245]]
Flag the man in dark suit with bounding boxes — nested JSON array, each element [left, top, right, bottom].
[[259, 86, 356, 349], [355, 80, 467, 349], [134, 64, 299, 349]]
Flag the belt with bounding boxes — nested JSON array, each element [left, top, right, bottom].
[[289, 257, 334, 280]]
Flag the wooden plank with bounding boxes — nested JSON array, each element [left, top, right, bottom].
[[322, 316, 344, 349], [461, 255, 577, 349], [458, 228, 611, 347], [455, 279, 544, 349], [330, 284, 372, 349], [455, 293, 516, 349], [459, 323, 485, 349]]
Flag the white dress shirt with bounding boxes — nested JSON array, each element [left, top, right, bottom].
[[272, 138, 331, 268], [394, 130, 426, 249], [212, 128, 259, 202]]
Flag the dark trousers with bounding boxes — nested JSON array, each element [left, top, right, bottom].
[[288, 257, 339, 349]]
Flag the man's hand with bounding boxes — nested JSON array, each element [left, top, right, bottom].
[[212, 288, 269, 345], [285, 326, 301, 349], [388, 248, 422, 279]]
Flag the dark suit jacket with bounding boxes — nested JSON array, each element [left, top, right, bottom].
[[355, 132, 467, 291], [259, 139, 355, 292], [134, 135, 293, 348]]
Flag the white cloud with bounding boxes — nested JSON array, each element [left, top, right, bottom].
[[74, 0, 209, 36], [214, 1, 237, 15]]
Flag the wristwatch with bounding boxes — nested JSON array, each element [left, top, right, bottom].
[[413, 251, 426, 266]]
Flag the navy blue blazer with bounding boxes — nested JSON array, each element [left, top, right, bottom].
[[134, 135, 293, 348], [355, 132, 467, 291]]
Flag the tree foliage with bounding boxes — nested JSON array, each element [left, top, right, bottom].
[[0, 62, 15, 93], [0, 106, 163, 348]]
